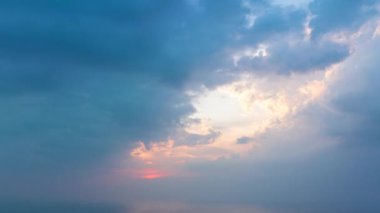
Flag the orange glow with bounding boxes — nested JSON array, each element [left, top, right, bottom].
[[139, 169, 167, 180]]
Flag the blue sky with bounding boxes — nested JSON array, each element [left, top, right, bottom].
[[1, 0, 380, 212]]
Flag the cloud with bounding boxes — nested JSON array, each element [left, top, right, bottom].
[[0, 0, 340, 175], [236, 39, 349, 73], [309, 0, 379, 37], [1, 0, 380, 212], [0, 0, 246, 172], [0, 0, 253, 201], [316, 31, 380, 147], [231, 1, 354, 74], [236, 136, 255, 144], [123, 17, 380, 213]]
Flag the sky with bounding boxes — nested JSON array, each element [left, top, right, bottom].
[[1, 0, 380, 212]]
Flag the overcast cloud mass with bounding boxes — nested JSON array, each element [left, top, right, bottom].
[[1, 0, 380, 212]]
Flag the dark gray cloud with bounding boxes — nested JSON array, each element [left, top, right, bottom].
[[0, 0, 252, 203], [320, 38, 380, 147], [236, 136, 254, 144], [243, 4, 306, 42], [0, 0, 247, 171], [309, 0, 378, 37], [234, 0, 379, 75], [0, 74, 193, 170], [0, 0, 337, 176], [175, 130, 222, 146], [0, 0, 241, 90], [237, 40, 349, 73]]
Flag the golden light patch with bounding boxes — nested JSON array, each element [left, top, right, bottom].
[[298, 80, 326, 100], [129, 69, 331, 174]]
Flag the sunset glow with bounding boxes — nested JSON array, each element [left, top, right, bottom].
[[139, 169, 168, 180]]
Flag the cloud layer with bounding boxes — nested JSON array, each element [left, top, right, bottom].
[[1, 0, 380, 212]]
